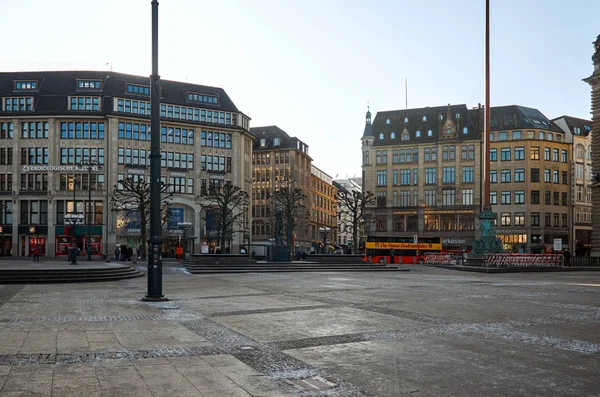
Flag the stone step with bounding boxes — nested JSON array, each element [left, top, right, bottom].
[[0, 267, 144, 284]]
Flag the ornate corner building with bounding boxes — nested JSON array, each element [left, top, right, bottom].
[[362, 103, 585, 253], [584, 34, 600, 255], [0, 71, 253, 258]]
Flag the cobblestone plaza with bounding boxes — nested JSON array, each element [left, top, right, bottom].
[[0, 266, 598, 396]]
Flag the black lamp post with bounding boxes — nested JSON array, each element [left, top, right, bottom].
[[80, 160, 102, 261], [65, 213, 84, 265], [319, 226, 330, 254], [143, 0, 167, 301]]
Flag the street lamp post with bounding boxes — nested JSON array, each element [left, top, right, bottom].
[[80, 160, 102, 261], [65, 213, 84, 265]]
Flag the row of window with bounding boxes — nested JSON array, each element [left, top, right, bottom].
[[200, 131, 232, 148], [126, 84, 149, 95], [59, 173, 105, 191], [490, 190, 568, 206], [377, 126, 469, 141], [187, 92, 218, 104], [252, 152, 291, 165], [3, 97, 33, 111], [0, 122, 13, 139], [375, 188, 475, 207], [21, 122, 49, 139], [199, 155, 232, 172], [15, 81, 37, 90], [493, 147, 567, 162], [115, 98, 234, 125], [78, 80, 102, 90], [116, 173, 195, 194], [490, 130, 563, 142], [502, 212, 567, 228], [252, 168, 292, 184], [61, 122, 105, 139], [59, 148, 105, 165], [20, 147, 49, 165], [490, 169, 568, 184], [69, 97, 100, 111]]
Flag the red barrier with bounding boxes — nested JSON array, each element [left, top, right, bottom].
[[483, 254, 563, 268], [424, 253, 457, 265]]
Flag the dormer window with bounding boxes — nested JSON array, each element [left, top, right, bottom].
[[77, 80, 102, 90], [439, 114, 443, 120], [126, 83, 150, 95], [463, 127, 468, 134], [428, 129, 432, 137], [274, 137, 280, 146], [391, 132, 396, 139], [15, 81, 38, 91], [386, 119, 390, 124], [379, 133, 384, 140], [416, 130, 421, 137], [187, 92, 219, 105], [404, 117, 408, 123], [402, 132, 409, 141], [574, 127, 581, 135], [260, 139, 266, 147], [422, 116, 427, 121], [456, 113, 460, 119]]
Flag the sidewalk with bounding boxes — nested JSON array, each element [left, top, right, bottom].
[[0, 266, 598, 396]]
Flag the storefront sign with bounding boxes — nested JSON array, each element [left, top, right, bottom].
[[393, 211, 417, 215], [21, 165, 102, 172], [442, 238, 466, 245], [170, 172, 186, 177], [425, 209, 474, 215], [209, 174, 225, 180], [127, 169, 145, 175]]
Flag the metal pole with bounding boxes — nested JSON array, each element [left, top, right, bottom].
[[87, 164, 93, 261], [484, 0, 491, 206], [144, 0, 167, 301]]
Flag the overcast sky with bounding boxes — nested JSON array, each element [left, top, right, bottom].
[[2, 0, 598, 179]]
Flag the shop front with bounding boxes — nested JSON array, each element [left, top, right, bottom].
[[441, 236, 475, 252], [496, 229, 528, 253], [18, 226, 48, 257], [55, 225, 103, 257], [0, 225, 13, 256], [575, 229, 592, 257]]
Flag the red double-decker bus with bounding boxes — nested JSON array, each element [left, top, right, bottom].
[[360, 235, 443, 264]]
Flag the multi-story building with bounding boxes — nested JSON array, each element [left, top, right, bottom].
[[362, 103, 579, 253], [489, 106, 571, 253], [361, 104, 482, 250], [333, 177, 362, 249], [310, 165, 337, 253], [0, 71, 253, 257], [249, 126, 312, 249], [585, 34, 600, 255], [553, 116, 593, 255]]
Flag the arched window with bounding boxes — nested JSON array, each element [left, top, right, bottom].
[[402, 132, 409, 141], [424, 148, 431, 162], [428, 129, 433, 137], [439, 114, 443, 120], [442, 146, 448, 160], [431, 147, 437, 161], [376, 150, 382, 164], [449, 145, 455, 160], [416, 130, 421, 137], [461, 145, 468, 160], [463, 127, 468, 134], [456, 113, 460, 119], [382, 150, 388, 163], [404, 117, 409, 123], [576, 144, 584, 159], [379, 133, 384, 140], [386, 119, 390, 124], [423, 116, 427, 121], [391, 132, 396, 139]]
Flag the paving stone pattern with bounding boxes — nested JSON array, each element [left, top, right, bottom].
[[0, 267, 599, 396]]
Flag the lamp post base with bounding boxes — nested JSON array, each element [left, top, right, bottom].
[[141, 295, 169, 302]]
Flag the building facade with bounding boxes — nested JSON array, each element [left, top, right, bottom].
[[333, 177, 362, 249], [553, 116, 593, 256], [585, 34, 600, 256], [310, 165, 337, 253], [489, 106, 571, 253], [249, 126, 312, 249], [0, 71, 253, 257], [361, 104, 482, 250]]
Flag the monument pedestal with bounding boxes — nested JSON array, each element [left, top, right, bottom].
[[471, 206, 503, 258]]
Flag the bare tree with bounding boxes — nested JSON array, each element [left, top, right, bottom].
[[202, 182, 249, 253], [112, 177, 173, 259], [270, 185, 309, 246], [336, 190, 375, 253]]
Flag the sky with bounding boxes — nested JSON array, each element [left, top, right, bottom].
[[1, 0, 598, 180]]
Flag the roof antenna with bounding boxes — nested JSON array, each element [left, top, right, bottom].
[[106, 62, 112, 72]]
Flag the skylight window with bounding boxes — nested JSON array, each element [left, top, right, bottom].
[[77, 80, 102, 90], [126, 83, 150, 95], [187, 92, 219, 105]]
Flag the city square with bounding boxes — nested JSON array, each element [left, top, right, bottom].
[[0, 266, 598, 396]]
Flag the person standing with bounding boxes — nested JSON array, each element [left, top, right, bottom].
[[114, 246, 120, 262], [32, 244, 40, 262]]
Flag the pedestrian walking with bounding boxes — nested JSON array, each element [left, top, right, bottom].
[[563, 249, 572, 267]]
